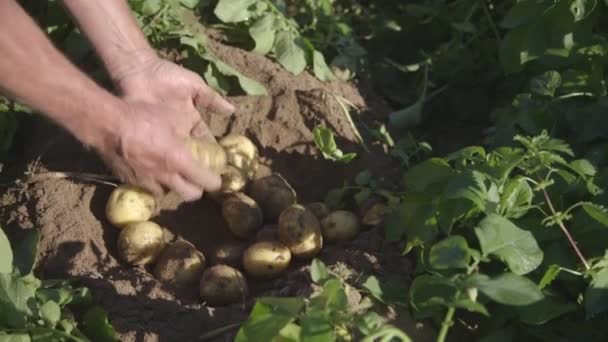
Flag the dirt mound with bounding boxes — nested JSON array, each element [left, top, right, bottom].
[[0, 38, 428, 341]]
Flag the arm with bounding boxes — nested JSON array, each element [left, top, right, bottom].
[[0, 0, 220, 201]]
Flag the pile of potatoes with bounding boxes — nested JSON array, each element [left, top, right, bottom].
[[104, 134, 380, 306]]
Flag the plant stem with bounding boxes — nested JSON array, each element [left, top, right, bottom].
[[480, 0, 500, 41], [542, 187, 590, 270], [436, 294, 459, 342]]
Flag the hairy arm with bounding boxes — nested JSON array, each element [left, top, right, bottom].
[[0, 0, 124, 149]]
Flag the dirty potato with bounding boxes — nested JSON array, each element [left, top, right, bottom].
[[153, 240, 206, 287], [117, 221, 165, 266], [243, 241, 291, 278], [105, 185, 156, 228], [321, 211, 360, 242], [221, 193, 263, 238], [219, 134, 259, 179], [248, 173, 297, 220], [209, 241, 248, 268], [219, 165, 248, 194], [199, 264, 248, 306], [277, 204, 323, 259], [305, 202, 330, 220]]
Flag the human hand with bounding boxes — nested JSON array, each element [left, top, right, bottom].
[[113, 55, 235, 141], [94, 99, 222, 201]]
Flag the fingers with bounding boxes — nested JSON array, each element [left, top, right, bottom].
[[171, 147, 222, 193], [190, 120, 216, 142], [194, 84, 235, 116], [160, 172, 203, 202]]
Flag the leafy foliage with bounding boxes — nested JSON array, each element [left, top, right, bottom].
[[0, 228, 117, 341]]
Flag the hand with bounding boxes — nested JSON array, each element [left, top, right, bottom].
[[113, 55, 235, 141], [95, 100, 222, 201]]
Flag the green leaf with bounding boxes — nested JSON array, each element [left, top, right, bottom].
[[0, 228, 12, 274], [409, 275, 457, 319], [538, 265, 561, 289], [310, 259, 330, 284], [355, 170, 372, 186], [39, 300, 60, 327], [474, 214, 543, 275], [530, 70, 561, 97], [451, 297, 489, 316], [312, 50, 336, 81], [581, 202, 608, 227], [249, 14, 276, 55], [388, 98, 423, 129], [585, 267, 608, 318], [82, 306, 119, 342], [570, 0, 597, 21], [429, 236, 470, 270], [499, 177, 533, 219], [258, 297, 306, 316], [384, 193, 438, 250], [500, 0, 545, 28], [203, 63, 232, 96], [274, 31, 307, 75], [444, 171, 499, 214], [0, 333, 31, 342], [214, 0, 258, 23], [403, 158, 455, 193], [310, 279, 347, 312], [235, 299, 300, 342], [300, 309, 334, 342], [276, 323, 301, 342], [516, 294, 577, 325], [569, 159, 597, 177], [202, 53, 267, 95], [355, 312, 387, 336], [312, 126, 355, 163], [499, 21, 547, 73], [12, 229, 40, 276], [179, 0, 200, 9], [362, 276, 407, 305], [0, 273, 39, 327], [468, 273, 544, 306]]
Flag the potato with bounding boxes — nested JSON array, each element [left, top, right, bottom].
[[277, 204, 323, 259], [219, 134, 259, 179], [105, 185, 156, 228], [321, 211, 360, 242], [256, 224, 278, 242], [249, 173, 297, 220], [199, 265, 248, 306], [361, 203, 389, 226], [209, 241, 247, 268], [153, 240, 205, 287], [117, 221, 165, 265], [305, 202, 330, 220], [243, 241, 291, 278], [219, 165, 248, 194], [185, 138, 227, 174], [221, 193, 263, 238]]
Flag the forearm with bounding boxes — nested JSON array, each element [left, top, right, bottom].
[[0, 1, 124, 148], [60, 0, 157, 85]]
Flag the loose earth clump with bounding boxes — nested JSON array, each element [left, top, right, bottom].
[[0, 36, 420, 342]]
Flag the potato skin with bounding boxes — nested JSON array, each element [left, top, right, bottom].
[[185, 138, 227, 174], [305, 202, 330, 220], [153, 240, 205, 287], [321, 211, 360, 242], [248, 173, 297, 221], [105, 185, 156, 228], [221, 193, 263, 238], [117, 221, 165, 265], [209, 241, 248, 268], [277, 204, 323, 259], [219, 165, 248, 194], [219, 134, 259, 180], [256, 224, 278, 242], [243, 241, 291, 278], [199, 265, 248, 306]]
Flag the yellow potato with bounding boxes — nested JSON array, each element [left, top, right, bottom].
[[321, 211, 360, 242], [278, 204, 323, 259], [243, 241, 291, 278], [305, 202, 330, 220], [209, 241, 248, 268], [199, 264, 248, 306], [117, 221, 165, 266], [222, 193, 263, 238], [153, 240, 206, 287], [105, 185, 156, 228], [219, 134, 259, 179], [219, 165, 248, 194], [185, 138, 227, 174], [248, 173, 297, 220]]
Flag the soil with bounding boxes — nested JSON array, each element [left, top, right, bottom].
[[0, 35, 436, 341]]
